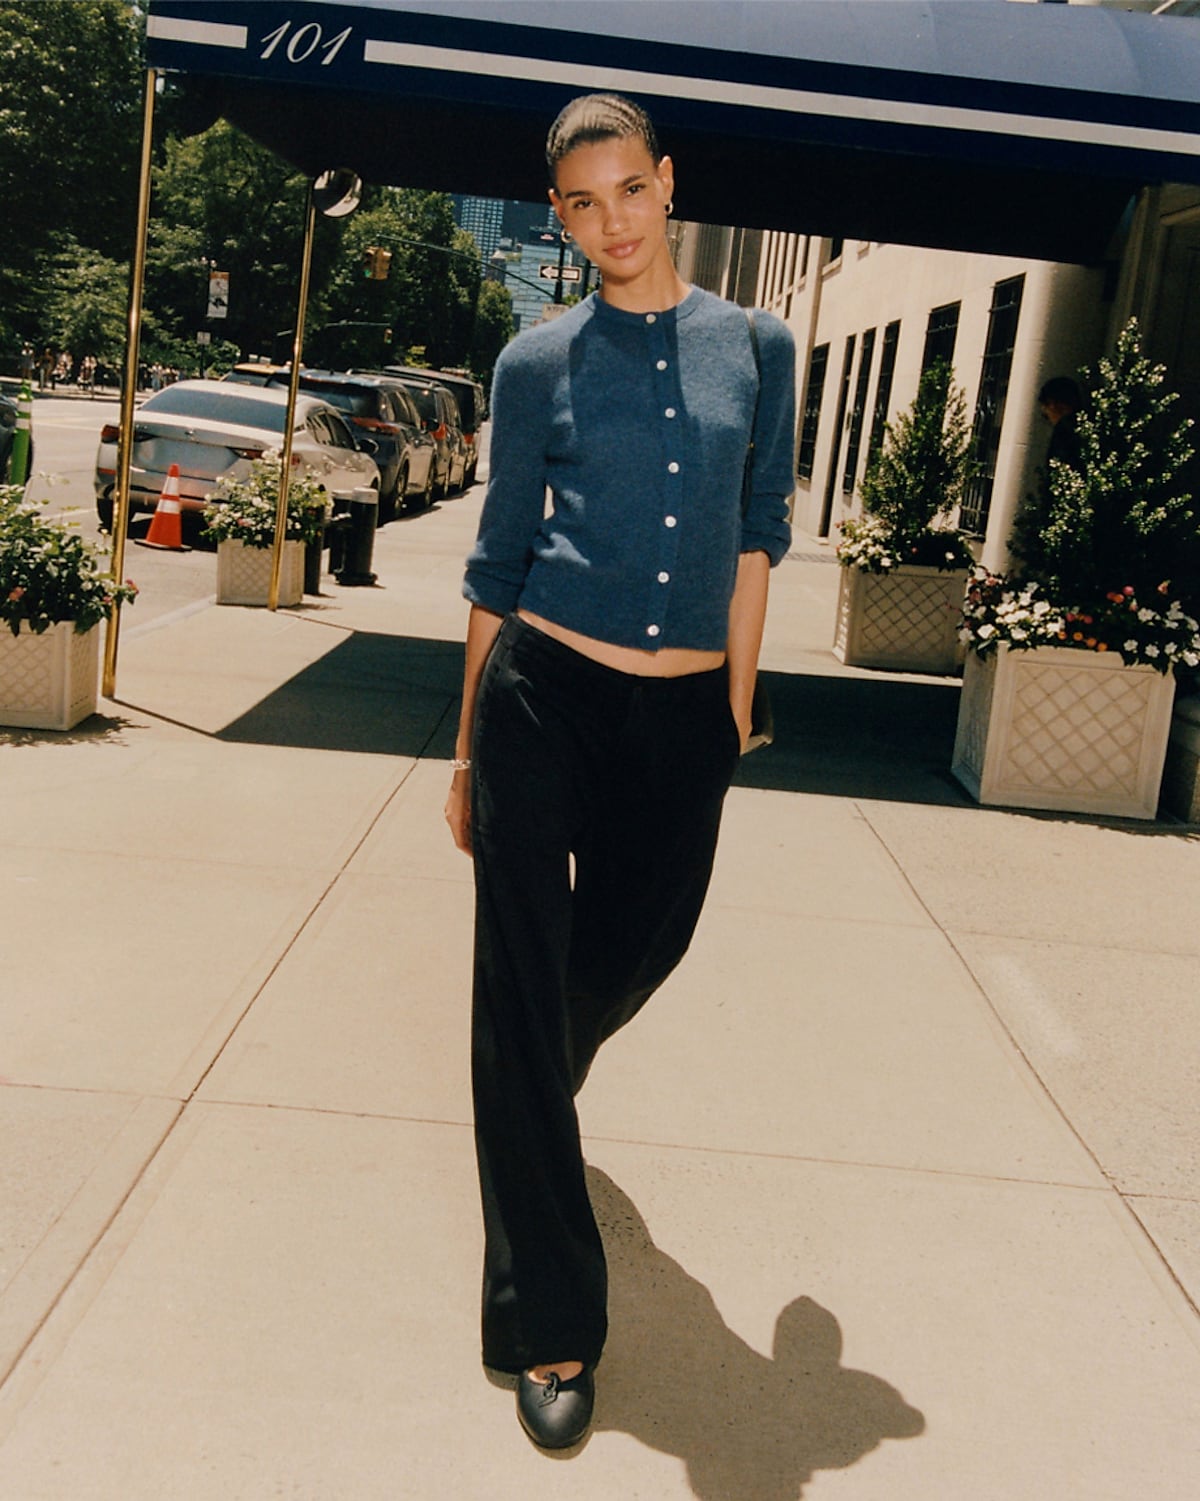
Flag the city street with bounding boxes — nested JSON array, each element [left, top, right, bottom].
[[18, 388, 483, 639], [26, 394, 269, 633]]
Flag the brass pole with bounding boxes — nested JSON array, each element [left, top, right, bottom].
[[269, 183, 317, 610], [103, 67, 158, 698]]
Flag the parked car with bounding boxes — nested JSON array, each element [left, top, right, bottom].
[[0, 391, 32, 481], [379, 366, 485, 487], [375, 380, 439, 512], [93, 381, 380, 530], [221, 361, 291, 387], [371, 375, 465, 500], [223, 367, 433, 521]]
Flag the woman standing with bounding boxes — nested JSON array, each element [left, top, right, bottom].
[[445, 93, 796, 1449]]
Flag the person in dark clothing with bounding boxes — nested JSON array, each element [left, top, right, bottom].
[[1038, 375, 1083, 470], [444, 92, 796, 1452]]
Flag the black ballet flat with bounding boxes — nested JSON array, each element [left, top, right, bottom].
[[516, 1366, 595, 1449]]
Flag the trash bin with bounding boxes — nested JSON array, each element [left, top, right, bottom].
[[303, 503, 327, 595], [336, 485, 379, 587]]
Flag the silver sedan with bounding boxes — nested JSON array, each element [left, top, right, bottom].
[[93, 381, 380, 529]]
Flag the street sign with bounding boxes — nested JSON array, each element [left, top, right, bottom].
[[196, 331, 212, 345], [538, 263, 582, 282], [206, 270, 229, 319]]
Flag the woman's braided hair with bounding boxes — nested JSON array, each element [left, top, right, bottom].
[[545, 93, 660, 184]]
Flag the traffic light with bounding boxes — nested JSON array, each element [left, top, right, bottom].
[[361, 246, 392, 281]]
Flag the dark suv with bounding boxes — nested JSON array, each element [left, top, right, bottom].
[[381, 366, 486, 488], [386, 378, 466, 499]]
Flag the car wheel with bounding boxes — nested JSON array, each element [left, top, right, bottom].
[[380, 467, 406, 526], [407, 463, 434, 514]]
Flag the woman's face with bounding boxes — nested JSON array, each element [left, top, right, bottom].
[[549, 135, 674, 288]]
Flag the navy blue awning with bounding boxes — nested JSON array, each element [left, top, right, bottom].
[[145, 0, 1200, 263]]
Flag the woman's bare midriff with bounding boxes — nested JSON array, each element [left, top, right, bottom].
[[518, 611, 725, 678]]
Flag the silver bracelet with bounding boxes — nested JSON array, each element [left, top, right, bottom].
[[450, 757, 472, 773]]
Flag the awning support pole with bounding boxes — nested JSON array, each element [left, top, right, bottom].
[[103, 66, 158, 699], [269, 182, 317, 610]]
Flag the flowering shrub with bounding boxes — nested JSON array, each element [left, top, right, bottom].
[[959, 567, 1200, 674], [836, 513, 975, 575], [838, 360, 976, 576], [202, 454, 328, 550], [0, 484, 137, 637], [963, 322, 1200, 678]]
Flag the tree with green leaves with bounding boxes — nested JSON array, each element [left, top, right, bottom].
[[838, 358, 976, 572], [1014, 319, 1198, 608], [42, 237, 128, 365], [861, 359, 973, 543], [318, 188, 479, 370], [0, 0, 142, 355], [470, 281, 515, 392], [146, 121, 319, 362]]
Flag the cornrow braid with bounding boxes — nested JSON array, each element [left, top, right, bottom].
[[545, 93, 661, 184]]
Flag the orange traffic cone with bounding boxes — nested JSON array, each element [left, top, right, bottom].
[[135, 463, 192, 551]]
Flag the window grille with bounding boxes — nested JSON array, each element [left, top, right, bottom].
[[921, 301, 960, 373], [960, 275, 1025, 536], [867, 320, 901, 458], [842, 328, 876, 493], [796, 343, 830, 481]]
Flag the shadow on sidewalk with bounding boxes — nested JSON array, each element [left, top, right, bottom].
[[588, 1167, 925, 1496], [215, 629, 462, 758], [735, 669, 969, 805], [208, 631, 967, 806]]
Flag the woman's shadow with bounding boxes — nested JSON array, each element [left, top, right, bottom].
[[587, 1166, 925, 1498]]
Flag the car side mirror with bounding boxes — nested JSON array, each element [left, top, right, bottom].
[[356, 436, 379, 456]]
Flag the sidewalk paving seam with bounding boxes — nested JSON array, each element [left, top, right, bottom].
[[181, 766, 423, 1107], [0, 755, 434, 1405], [0, 1101, 184, 1393], [152, 1098, 1118, 1195], [856, 798, 1200, 1322]]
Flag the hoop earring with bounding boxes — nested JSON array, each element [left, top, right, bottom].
[[665, 200, 674, 217], [560, 227, 572, 243]]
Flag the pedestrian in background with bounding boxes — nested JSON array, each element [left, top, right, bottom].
[[445, 92, 796, 1450], [1038, 375, 1083, 470]]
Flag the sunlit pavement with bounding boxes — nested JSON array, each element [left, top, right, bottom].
[[1, 483, 1198, 1499]]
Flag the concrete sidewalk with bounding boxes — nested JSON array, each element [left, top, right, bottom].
[[1, 491, 1198, 1499]]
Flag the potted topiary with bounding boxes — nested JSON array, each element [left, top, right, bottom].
[[0, 485, 137, 730], [953, 319, 1200, 819], [202, 453, 328, 608], [834, 359, 976, 673]]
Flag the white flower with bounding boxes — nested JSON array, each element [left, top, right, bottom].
[[1137, 608, 1156, 623], [1124, 640, 1139, 653], [1145, 643, 1160, 657], [978, 623, 997, 640]]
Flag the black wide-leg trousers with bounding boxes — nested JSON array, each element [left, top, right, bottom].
[[469, 615, 742, 1374]]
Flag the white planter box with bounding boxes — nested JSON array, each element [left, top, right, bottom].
[[952, 644, 1177, 820], [834, 564, 968, 674], [216, 539, 304, 608], [0, 621, 99, 731]]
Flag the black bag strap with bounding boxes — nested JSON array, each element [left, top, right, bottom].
[[742, 308, 762, 519]]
